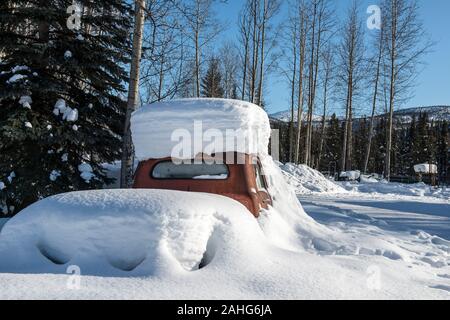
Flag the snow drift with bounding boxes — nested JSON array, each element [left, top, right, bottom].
[[0, 189, 261, 276], [131, 98, 271, 160], [279, 163, 346, 195]]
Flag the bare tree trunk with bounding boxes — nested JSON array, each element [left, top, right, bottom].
[[341, 85, 350, 172], [317, 64, 330, 169], [304, 0, 317, 166], [363, 30, 383, 174], [241, 37, 249, 100], [195, 28, 200, 97], [250, 0, 260, 103], [121, 0, 146, 188], [256, 0, 268, 106], [289, 36, 297, 163], [294, 6, 306, 164], [346, 92, 353, 170], [385, 0, 397, 181]]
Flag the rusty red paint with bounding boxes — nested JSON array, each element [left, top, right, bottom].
[[133, 153, 272, 217]]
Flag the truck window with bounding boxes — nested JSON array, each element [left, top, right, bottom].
[[254, 163, 267, 191], [152, 161, 229, 180]]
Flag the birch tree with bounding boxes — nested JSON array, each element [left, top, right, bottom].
[[338, 1, 365, 173], [121, 0, 146, 188], [363, 23, 385, 174], [383, 0, 431, 180], [177, 0, 221, 98], [304, 0, 333, 166]]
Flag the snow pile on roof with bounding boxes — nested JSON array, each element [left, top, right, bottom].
[[414, 163, 438, 174], [131, 99, 271, 160], [279, 163, 346, 195]]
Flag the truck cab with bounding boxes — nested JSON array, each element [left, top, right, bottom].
[[133, 152, 272, 217]]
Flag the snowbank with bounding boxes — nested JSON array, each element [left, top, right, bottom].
[[0, 218, 8, 232], [131, 99, 271, 161], [1, 161, 449, 298], [340, 180, 450, 200], [2, 187, 449, 299], [279, 163, 346, 195], [340, 170, 361, 181], [0, 189, 257, 275]]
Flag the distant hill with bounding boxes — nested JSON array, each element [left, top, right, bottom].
[[269, 110, 324, 122], [391, 106, 450, 123], [270, 105, 450, 123]]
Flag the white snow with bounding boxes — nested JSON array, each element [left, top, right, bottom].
[[61, 154, 68, 162], [414, 163, 438, 174], [64, 51, 72, 60], [340, 170, 361, 181], [339, 179, 450, 200], [53, 99, 78, 122], [24, 122, 32, 129], [7, 172, 15, 183], [72, 125, 78, 131], [0, 182, 5, 190], [0, 219, 9, 232], [279, 163, 346, 194], [19, 96, 32, 109], [11, 65, 29, 73], [7, 74, 27, 84], [193, 174, 228, 180], [78, 163, 94, 183], [49, 170, 61, 182], [131, 99, 271, 161], [0, 181, 449, 299]]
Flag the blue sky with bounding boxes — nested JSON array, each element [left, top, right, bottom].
[[215, 0, 450, 115]]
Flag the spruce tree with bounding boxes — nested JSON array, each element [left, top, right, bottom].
[[201, 58, 224, 98], [0, 1, 132, 215], [413, 113, 430, 165], [322, 114, 341, 175], [437, 121, 449, 183]]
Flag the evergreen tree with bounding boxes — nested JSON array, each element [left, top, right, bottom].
[[371, 117, 386, 175], [201, 57, 224, 98], [437, 121, 449, 183], [353, 117, 369, 171], [321, 114, 341, 175], [413, 113, 430, 165], [0, 1, 132, 215]]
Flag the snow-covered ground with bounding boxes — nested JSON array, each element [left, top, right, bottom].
[[0, 161, 449, 299], [0, 218, 8, 232]]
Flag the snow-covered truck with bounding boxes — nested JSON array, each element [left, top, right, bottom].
[[131, 99, 274, 217], [0, 98, 312, 275]]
